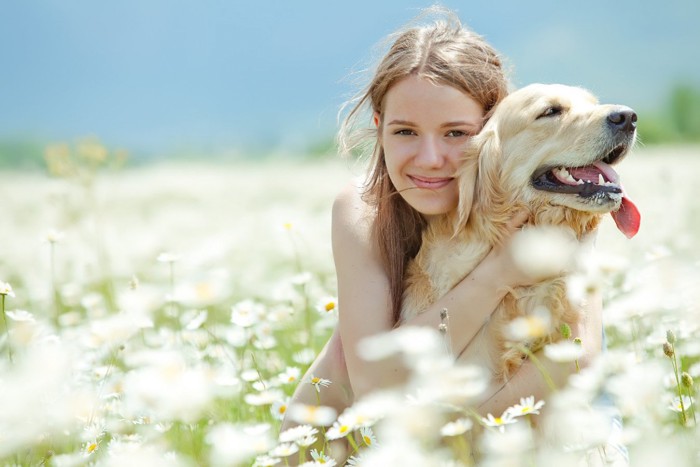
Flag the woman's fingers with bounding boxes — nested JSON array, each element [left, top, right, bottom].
[[504, 209, 530, 233]]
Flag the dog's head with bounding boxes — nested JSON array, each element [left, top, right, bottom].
[[458, 83, 640, 239]]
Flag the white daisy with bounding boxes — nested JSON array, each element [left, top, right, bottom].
[[279, 425, 318, 444], [269, 442, 298, 458], [309, 375, 331, 393], [270, 398, 290, 420], [278, 366, 301, 385], [482, 412, 517, 433], [325, 417, 355, 440], [359, 426, 378, 448], [310, 449, 336, 465], [0, 281, 15, 297], [505, 396, 545, 418]]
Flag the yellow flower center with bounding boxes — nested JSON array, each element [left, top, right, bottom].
[[324, 302, 335, 312]]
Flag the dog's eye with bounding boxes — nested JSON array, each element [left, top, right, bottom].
[[537, 106, 563, 119]]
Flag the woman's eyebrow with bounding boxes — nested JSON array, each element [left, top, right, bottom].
[[386, 119, 481, 128], [441, 121, 481, 129], [386, 119, 416, 126]]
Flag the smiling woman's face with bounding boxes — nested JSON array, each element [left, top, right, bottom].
[[379, 75, 484, 218]]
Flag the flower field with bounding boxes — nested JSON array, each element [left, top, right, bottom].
[[1, 143, 699, 466]]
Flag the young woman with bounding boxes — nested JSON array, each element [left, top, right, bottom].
[[283, 7, 602, 432]]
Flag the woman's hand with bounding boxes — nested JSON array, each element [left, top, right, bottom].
[[475, 210, 539, 289], [475, 209, 590, 290]]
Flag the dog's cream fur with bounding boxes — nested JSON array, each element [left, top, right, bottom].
[[400, 84, 637, 381]]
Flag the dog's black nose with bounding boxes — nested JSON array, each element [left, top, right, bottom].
[[607, 107, 637, 133]]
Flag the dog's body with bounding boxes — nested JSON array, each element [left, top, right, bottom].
[[400, 84, 640, 381]]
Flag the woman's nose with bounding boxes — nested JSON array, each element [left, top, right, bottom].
[[415, 137, 444, 168]]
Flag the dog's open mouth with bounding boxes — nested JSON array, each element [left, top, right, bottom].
[[530, 145, 641, 238], [531, 159, 622, 198]]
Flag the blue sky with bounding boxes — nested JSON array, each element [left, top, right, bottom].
[[1, 0, 698, 154]]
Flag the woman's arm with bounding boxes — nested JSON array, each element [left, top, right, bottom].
[[333, 184, 531, 400]]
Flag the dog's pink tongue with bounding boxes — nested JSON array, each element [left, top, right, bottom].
[[611, 196, 641, 238]]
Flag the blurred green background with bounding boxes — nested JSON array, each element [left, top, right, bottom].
[[1, 0, 698, 169]]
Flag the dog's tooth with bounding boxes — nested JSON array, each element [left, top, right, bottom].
[[577, 179, 585, 185], [598, 174, 605, 185]]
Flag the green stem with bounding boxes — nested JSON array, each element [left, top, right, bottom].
[[455, 434, 471, 464], [516, 344, 556, 391], [50, 241, 60, 326], [670, 343, 687, 424], [687, 387, 697, 425], [1, 294, 13, 363], [346, 433, 360, 454]]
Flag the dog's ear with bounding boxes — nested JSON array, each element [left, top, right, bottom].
[[455, 128, 503, 233], [474, 128, 503, 210], [455, 147, 478, 232]]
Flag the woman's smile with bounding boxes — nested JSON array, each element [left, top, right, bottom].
[[407, 175, 454, 190]]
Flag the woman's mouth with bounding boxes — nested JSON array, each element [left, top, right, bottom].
[[408, 175, 454, 189]]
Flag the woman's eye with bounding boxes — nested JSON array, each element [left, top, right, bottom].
[[537, 106, 563, 119], [446, 130, 468, 137], [394, 129, 415, 136]]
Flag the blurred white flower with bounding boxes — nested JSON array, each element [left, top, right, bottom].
[[231, 299, 265, 328], [244, 389, 283, 407], [156, 252, 180, 263], [277, 366, 301, 385], [510, 225, 578, 281], [85, 311, 153, 348], [253, 454, 281, 467], [287, 403, 337, 426], [206, 423, 274, 466], [293, 348, 316, 365], [4, 309, 35, 322], [269, 442, 298, 458], [279, 425, 318, 444], [669, 395, 694, 414], [480, 421, 534, 457], [177, 271, 230, 308], [345, 454, 366, 466], [182, 309, 208, 330], [357, 435, 446, 466], [543, 340, 585, 362], [505, 307, 552, 342], [358, 326, 445, 363], [102, 438, 186, 467], [121, 350, 217, 422], [0, 281, 15, 297], [0, 343, 97, 457], [440, 417, 473, 437], [45, 228, 65, 243]]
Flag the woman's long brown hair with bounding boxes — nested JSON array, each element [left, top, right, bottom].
[[337, 7, 510, 324]]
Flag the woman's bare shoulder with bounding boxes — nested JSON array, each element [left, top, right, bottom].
[[332, 181, 375, 248]]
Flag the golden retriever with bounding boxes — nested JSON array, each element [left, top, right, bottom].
[[400, 83, 641, 381]]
